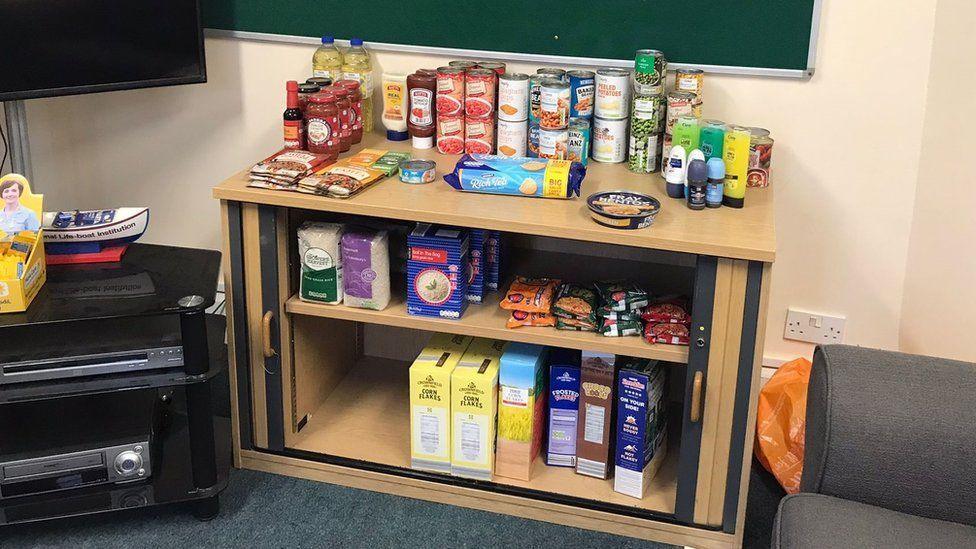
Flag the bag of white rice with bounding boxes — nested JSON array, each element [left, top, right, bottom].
[[298, 222, 344, 305], [341, 228, 390, 310]]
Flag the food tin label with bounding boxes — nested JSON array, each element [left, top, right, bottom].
[[540, 83, 570, 130], [496, 120, 528, 157], [676, 70, 704, 102], [634, 50, 667, 94], [628, 133, 660, 174], [529, 76, 545, 123], [465, 70, 496, 118], [527, 123, 541, 157], [436, 68, 466, 116], [592, 118, 628, 163], [567, 120, 590, 165], [569, 71, 595, 119], [498, 75, 529, 122], [666, 92, 696, 134], [747, 138, 773, 187], [465, 115, 495, 155], [437, 115, 465, 155], [595, 70, 631, 120], [538, 128, 569, 160]]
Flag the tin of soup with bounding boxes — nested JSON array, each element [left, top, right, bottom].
[[567, 70, 595, 119], [537, 67, 567, 81], [498, 73, 530, 122], [496, 119, 528, 157], [591, 117, 628, 163], [587, 191, 660, 230], [595, 68, 631, 120]]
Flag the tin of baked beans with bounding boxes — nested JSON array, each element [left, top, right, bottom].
[[527, 122, 541, 157], [591, 116, 628, 163], [567, 70, 595, 119], [666, 91, 696, 134], [538, 127, 569, 160], [436, 66, 466, 116], [528, 75, 545, 125], [539, 79, 570, 130], [465, 115, 495, 154], [567, 117, 590, 166], [448, 60, 478, 70], [497, 73, 529, 122], [537, 67, 567, 82], [634, 49, 667, 95], [436, 115, 465, 155], [595, 68, 632, 120], [476, 61, 506, 75], [747, 127, 773, 187], [464, 68, 496, 118], [675, 68, 704, 103], [496, 119, 528, 158]]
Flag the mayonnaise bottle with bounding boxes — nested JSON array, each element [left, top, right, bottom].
[[381, 72, 409, 141]]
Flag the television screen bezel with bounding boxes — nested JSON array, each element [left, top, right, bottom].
[[0, 0, 207, 102]]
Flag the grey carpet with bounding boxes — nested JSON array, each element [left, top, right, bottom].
[[1, 468, 676, 548]]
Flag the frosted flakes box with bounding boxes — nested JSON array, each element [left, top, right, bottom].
[[546, 349, 582, 467], [443, 155, 586, 199], [613, 359, 668, 499]]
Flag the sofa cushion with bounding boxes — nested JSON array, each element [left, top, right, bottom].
[[773, 493, 976, 549]]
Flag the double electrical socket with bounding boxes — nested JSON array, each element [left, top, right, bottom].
[[785, 309, 846, 344]]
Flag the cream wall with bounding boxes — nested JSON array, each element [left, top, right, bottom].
[[16, 0, 952, 362], [899, 0, 976, 362]]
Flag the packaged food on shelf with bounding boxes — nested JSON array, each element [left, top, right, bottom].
[[595, 68, 631, 120], [538, 127, 569, 160], [675, 68, 704, 114], [595, 281, 649, 312], [748, 127, 774, 188], [340, 228, 390, 310], [399, 159, 437, 184], [436, 66, 465, 116], [283, 81, 304, 150], [448, 60, 477, 70], [496, 119, 528, 158], [498, 73, 530, 122], [555, 316, 598, 332], [499, 276, 561, 314], [296, 163, 387, 198], [407, 223, 470, 319], [614, 359, 668, 499], [496, 343, 548, 481], [576, 351, 618, 479], [634, 49, 667, 95], [451, 338, 507, 480], [546, 349, 582, 467], [442, 155, 586, 199], [641, 296, 692, 325], [528, 75, 545, 125], [527, 123, 541, 157], [476, 61, 506, 75], [629, 92, 665, 174], [464, 68, 496, 118], [645, 322, 690, 345], [567, 70, 595, 119], [552, 283, 599, 326], [566, 118, 590, 166], [331, 86, 353, 152], [506, 310, 556, 328], [436, 115, 465, 155], [586, 190, 662, 231], [334, 79, 364, 144], [303, 93, 341, 159], [467, 229, 488, 303], [370, 151, 411, 176], [298, 221, 344, 305], [599, 316, 643, 337], [665, 91, 696, 136], [592, 117, 628, 163], [539, 78, 570, 130], [407, 71, 437, 149], [381, 72, 409, 141], [485, 230, 502, 291], [464, 115, 495, 155], [250, 149, 334, 186], [410, 334, 474, 473]]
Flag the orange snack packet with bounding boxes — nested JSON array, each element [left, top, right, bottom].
[[506, 310, 557, 329], [499, 276, 561, 314]]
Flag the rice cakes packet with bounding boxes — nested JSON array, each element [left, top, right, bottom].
[[553, 283, 599, 324], [594, 281, 649, 312], [499, 276, 561, 314]]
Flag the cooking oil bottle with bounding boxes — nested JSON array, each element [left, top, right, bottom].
[[342, 38, 374, 132], [312, 36, 342, 81]]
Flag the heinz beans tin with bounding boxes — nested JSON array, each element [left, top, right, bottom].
[[539, 78, 570, 130], [538, 127, 569, 160], [567, 117, 590, 166], [568, 70, 595, 119]]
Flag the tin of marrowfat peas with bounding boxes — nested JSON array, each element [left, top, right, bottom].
[[587, 191, 661, 230], [634, 49, 667, 95], [399, 159, 437, 184]]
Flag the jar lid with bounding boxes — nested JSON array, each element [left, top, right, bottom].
[[330, 86, 348, 98], [298, 83, 321, 93]]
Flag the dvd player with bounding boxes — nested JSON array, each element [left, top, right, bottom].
[[0, 315, 184, 385]]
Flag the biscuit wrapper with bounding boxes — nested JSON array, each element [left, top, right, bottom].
[[443, 154, 585, 199]]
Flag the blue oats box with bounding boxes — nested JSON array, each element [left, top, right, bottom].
[[613, 359, 668, 499], [546, 348, 582, 467], [466, 229, 488, 304], [485, 230, 501, 291], [407, 223, 470, 319]]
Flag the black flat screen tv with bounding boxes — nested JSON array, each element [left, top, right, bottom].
[[0, 1, 206, 101]]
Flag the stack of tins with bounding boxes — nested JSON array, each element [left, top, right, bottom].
[[435, 60, 504, 155]]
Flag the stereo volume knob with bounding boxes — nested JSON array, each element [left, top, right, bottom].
[[115, 451, 144, 476]]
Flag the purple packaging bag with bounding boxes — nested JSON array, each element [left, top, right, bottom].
[[341, 228, 390, 310]]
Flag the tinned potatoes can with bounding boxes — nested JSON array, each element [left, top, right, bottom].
[[591, 117, 628, 163], [595, 68, 632, 120], [496, 119, 528, 157]]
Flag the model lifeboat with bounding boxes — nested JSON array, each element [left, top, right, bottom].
[[41, 208, 149, 246]]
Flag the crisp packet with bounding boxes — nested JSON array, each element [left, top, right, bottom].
[[555, 316, 598, 332], [595, 281, 650, 312], [443, 154, 585, 199], [600, 316, 643, 337], [645, 323, 690, 345], [506, 310, 556, 329], [642, 296, 692, 325], [499, 276, 561, 313], [553, 283, 599, 324]]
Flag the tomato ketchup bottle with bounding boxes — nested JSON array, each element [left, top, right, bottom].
[[407, 72, 436, 149]]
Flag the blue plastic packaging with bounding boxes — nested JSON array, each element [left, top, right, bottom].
[[443, 154, 586, 199]]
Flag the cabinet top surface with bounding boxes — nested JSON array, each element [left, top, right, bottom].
[[213, 133, 776, 262]]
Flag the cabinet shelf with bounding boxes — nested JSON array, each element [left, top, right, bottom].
[[285, 294, 689, 364], [289, 356, 677, 517]]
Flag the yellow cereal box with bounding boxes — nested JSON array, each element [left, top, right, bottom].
[[450, 338, 506, 480], [409, 333, 473, 473]]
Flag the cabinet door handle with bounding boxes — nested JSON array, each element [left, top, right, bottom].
[[690, 371, 704, 423], [261, 311, 277, 358]]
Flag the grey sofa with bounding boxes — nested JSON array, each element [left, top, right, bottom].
[[772, 345, 976, 548]]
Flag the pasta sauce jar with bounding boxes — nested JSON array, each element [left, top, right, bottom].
[[305, 93, 341, 160], [334, 80, 363, 144], [330, 87, 352, 152]]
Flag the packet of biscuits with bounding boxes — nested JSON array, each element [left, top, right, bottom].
[[443, 154, 586, 199]]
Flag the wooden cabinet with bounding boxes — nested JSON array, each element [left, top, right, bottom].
[[214, 133, 774, 549]]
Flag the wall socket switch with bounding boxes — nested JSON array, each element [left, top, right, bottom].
[[785, 309, 846, 344]]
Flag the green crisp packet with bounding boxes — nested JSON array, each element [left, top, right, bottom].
[[595, 281, 649, 312], [553, 283, 599, 324]]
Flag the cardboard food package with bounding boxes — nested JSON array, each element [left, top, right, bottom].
[[575, 350, 618, 479], [495, 343, 548, 481]]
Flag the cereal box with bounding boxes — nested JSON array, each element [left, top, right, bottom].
[[451, 338, 506, 480], [495, 343, 548, 481], [546, 349, 582, 467], [409, 333, 473, 473], [613, 358, 669, 499], [575, 351, 617, 479]]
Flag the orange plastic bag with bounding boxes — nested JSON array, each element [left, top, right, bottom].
[[754, 357, 812, 494]]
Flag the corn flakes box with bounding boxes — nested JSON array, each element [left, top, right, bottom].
[[450, 338, 506, 480]]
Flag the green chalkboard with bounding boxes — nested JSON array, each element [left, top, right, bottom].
[[201, 1, 818, 72]]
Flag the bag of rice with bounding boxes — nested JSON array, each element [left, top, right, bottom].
[[341, 228, 390, 310], [298, 222, 344, 305]]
